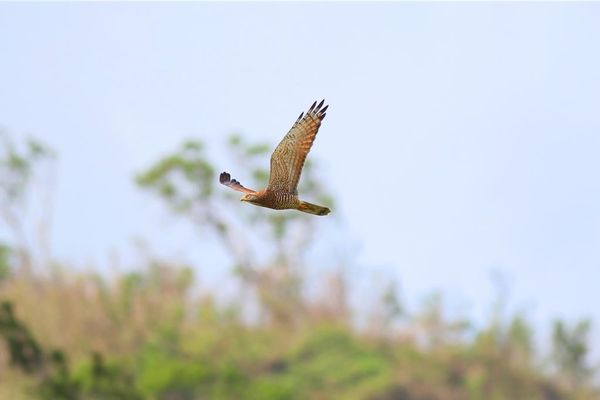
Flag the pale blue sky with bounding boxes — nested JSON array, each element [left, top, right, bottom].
[[1, 3, 600, 336]]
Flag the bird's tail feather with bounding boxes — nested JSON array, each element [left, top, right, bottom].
[[298, 201, 330, 216]]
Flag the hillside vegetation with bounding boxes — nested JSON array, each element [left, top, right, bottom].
[[0, 131, 598, 399]]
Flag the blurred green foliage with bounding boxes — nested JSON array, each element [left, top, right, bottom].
[[0, 130, 55, 269], [553, 319, 595, 388], [2, 285, 598, 400], [0, 131, 53, 205], [0, 132, 599, 399], [0, 243, 11, 281]]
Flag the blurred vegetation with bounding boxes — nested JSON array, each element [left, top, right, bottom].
[[0, 131, 599, 399], [0, 130, 55, 270]]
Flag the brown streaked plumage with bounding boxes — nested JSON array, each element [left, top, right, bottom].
[[219, 100, 331, 216]]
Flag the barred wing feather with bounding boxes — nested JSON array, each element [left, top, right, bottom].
[[267, 100, 328, 194]]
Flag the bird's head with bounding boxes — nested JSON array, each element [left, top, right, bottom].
[[240, 193, 259, 204]]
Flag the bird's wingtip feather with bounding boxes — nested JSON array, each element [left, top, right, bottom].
[[219, 172, 230, 184]]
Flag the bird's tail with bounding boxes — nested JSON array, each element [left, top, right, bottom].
[[298, 201, 331, 216]]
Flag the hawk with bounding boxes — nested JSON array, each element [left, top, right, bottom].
[[220, 100, 331, 216]]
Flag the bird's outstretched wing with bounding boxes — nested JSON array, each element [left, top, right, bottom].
[[267, 100, 328, 194], [219, 172, 256, 194]]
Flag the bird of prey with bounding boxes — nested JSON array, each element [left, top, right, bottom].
[[219, 100, 331, 216]]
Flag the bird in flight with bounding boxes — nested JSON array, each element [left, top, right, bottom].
[[220, 100, 331, 216]]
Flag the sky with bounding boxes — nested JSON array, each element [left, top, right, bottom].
[[1, 3, 600, 338]]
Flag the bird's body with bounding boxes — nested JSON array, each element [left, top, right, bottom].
[[219, 100, 331, 216], [242, 189, 300, 210]]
